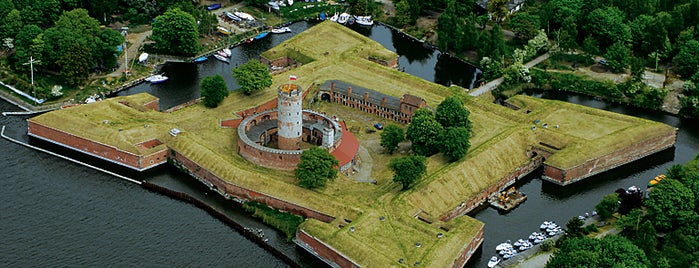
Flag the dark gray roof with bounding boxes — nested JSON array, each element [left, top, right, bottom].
[[321, 80, 401, 110]]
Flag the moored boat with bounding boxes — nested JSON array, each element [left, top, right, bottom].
[[488, 256, 501, 268], [355, 15, 373, 26], [226, 12, 242, 22], [147, 74, 168, 84], [217, 50, 229, 58], [214, 54, 229, 63], [271, 27, 291, 34], [217, 26, 231, 35], [329, 12, 338, 22], [347, 15, 355, 25], [648, 174, 666, 187], [254, 31, 270, 40], [193, 56, 208, 63], [319, 11, 326, 21], [222, 48, 232, 57], [234, 11, 254, 21], [337, 12, 350, 24]]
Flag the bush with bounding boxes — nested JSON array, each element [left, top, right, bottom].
[[242, 201, 305, 241], [540, 239, 555, 251]]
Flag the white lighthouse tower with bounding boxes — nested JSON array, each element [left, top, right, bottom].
[[277, 84, 303, 150]]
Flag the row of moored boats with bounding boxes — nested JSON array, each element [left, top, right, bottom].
[[488, 221, 564, 267], [329, 12, 373, 26]]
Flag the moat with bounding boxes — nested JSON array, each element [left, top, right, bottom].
[[2, 22, 697, 268]]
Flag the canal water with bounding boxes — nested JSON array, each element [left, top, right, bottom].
[[2, 21, 697, 267]]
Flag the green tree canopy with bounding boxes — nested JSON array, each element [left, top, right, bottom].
[[11, 24, 42, 71], [509, 12, 541, 41], [389, 155, 426, 190], [604, 42, 631, 73], [58, 43, 92, 86], [200, 75, 229, 108], [439, 126, 471, 161], [595, 193, 620, 220], [406, 108, 443, 156], [435, 96, 470, 129], [584, 7, 631, 50], [565, 216, 585, 238], [673, 40, 699, 78], [645, 178, 696, 231], [151, 8, 199, 56], [295, 147, 339, 189], [43, 9, 100, 71], [232, 59, 273, 95], [1, 9, 21, 39], [547, 236, 650, 268], [380, 124, 404, 154]]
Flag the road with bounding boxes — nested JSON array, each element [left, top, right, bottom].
[[469, 53, 550, 97], [108, 30, 152, 77]]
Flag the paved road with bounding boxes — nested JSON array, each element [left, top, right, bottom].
[[469, 53, 550, 97], [108, 30, 152, 77]]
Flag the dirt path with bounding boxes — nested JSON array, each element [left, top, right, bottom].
[[107, 30, 152, 77], [470, 53, 550, 97]]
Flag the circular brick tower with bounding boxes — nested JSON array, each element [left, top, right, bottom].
[[277, 84, 303, 150]]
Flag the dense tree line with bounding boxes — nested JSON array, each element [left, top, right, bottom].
[[548, 154, 699, 267], [405, 96, 471, 161]]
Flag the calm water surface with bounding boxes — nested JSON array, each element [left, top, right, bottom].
[[3, 21, 697, 267]]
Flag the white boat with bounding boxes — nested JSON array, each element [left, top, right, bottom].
[[234, 11, 254, 21], [329, 12, 338, 22], [217, 50, 229, 58], [214, 54, 229, 63], [147, 74, 168, 84], [287, 0, 294, 6], [271, 27, 291, 34], [138, 52, 149, 63], [226, 12, 242, 21], [540, 221, 554, 230], [337, 12, 350, 24], [488, 256, 501, 268], [495, 242, 512, 251], [223, 48, 232, 57], [355, 15, 373, 26]]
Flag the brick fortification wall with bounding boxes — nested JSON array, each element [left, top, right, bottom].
[[451, 226, 484, 268], [296, 230, 361, 268], [27, 121, 167, 170], [440, 155, 544, 221], [169, 149, 335, 223], [543, 129, 677, 185]]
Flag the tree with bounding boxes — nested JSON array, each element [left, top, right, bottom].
[[488, 0, 509, 23], [645, 178, 696, 231], [42, 9, 100, 71], [94, 28, 124, 69], [58, 44, 93, 86], [19, 0, 60, 28], [12, 24, 42, 71], [295, 147, 338, 189], [394, 0, 411, 26], [439, 127, 471, 161], [673, 40, 699, 78], [595, 193, 620, 220], [406, 108, 443, 156], [488, 24, 506, 60], [584, 7, 631, 50], [1, 9, 21, 39], [509, 13, 540, 41], [435, 96, 470, 129], [557, 16, 578, 54], [604, 42, 631, 73], [543, 0, 584, 30], [616, 208, 644, 233], [635, 221, 658, 254], [565, 216, 585, 238], [200, 75, 228, 108], [479, 57, 503, 81], [232, 59, 272, 95], [547, 236, 649, 268], [151, 8, 199, 56], [389, 155, 426, 190], [380, 124, 404, 154]]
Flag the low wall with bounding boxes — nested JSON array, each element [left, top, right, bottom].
[[295, 229, 361, 268], [169, 148, 335, 223], [27, 121, 167, 171], [440, 156, 544, 221], [543, 129, 677, 185]]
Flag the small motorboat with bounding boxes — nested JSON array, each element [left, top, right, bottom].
[[319, 11, 326, 21], [222, 48, 232, 57], [217, 26, 231, 35], [355, 15, 373, 26], [214, 54, 229, 63], [217, 50, 229, 58], [193, 56, 208, 63], [138, 52, 149, 63], [271, 27, 291, 34], [495, 241, 512, 251], [347, 15, 355, 25], [254, 31, 270, 40], [337, 12, 350, 24], [147, 74, 168, 84], [513, 239, 527, 247], [329, 12, 338, 22], [226, 12, 242, 22], [488, 256, 501, 268]]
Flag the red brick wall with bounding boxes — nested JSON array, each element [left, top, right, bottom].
[[543, 130, 677, 185], [238, 141, 302, 170], [451, 225, 484, 268], [236, 98, 278, 117], [220, 118, 242, 128], [28, 121, 165, 170], [143, 98, 159, 111], [296, 230, 360, 268], [440, 156, 544, 221], [169, 149, 335, 222]]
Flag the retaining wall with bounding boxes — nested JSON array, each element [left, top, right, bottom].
[[295, 229, 361, 268], [27, 121, 167, 171], [440, 155, 544, 221], [450, 225, 484, 268], [169, 148, 335, 223], [543, 129, 677, 185]]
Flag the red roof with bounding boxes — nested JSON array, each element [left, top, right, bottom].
[[331, 121, 359, 168]]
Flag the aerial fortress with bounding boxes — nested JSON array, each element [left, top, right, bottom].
[[27, 22, 676, 267]]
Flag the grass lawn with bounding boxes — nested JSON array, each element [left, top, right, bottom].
[[28, 21, 677, 267]]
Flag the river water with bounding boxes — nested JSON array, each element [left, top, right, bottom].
[[2, 21, 697, 267]]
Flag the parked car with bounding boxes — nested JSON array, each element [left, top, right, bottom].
[[598, 59, 607, 65], [374, 123, 383, 130]]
